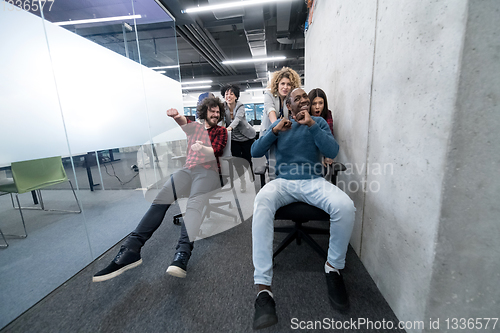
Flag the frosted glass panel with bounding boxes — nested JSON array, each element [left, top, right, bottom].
[[0, 8, 70, 165], [42, 20, 183, 154], [0, 1, 182, 329]]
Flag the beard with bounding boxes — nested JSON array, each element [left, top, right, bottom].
[[205, 116, 219, 127]]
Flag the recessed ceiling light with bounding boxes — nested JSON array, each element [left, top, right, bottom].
[[182, 85, 212, 90], [222, 56, 286, 65], [245, 88, 266, 92], [182, 80, 213, 85], [53, 15, 142, 26], [182, 0, 297, 14], [150, 65, 180, 70]]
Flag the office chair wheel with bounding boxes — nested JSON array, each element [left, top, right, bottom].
[[173, 215, 182, 226]]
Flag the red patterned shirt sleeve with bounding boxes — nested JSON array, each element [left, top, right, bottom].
[[209, 126, 228, 158], [326, 110, 334, 136]]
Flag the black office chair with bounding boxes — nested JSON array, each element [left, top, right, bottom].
[[254, 162, 346, 260], [172, 131, 244, 226]]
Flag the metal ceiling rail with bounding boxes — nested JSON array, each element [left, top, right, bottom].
[[177, 22, 237, 78]]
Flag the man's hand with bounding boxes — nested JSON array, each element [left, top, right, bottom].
[[323, 157, 334, 167], [191, 140, 204, 152], [167, 108, 187, 126], [295, 111, 315, 127], [272, 118, 292, 135], [167, 108, 181, 119]]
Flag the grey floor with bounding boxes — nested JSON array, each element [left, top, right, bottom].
[[1, 153, 404, 333]]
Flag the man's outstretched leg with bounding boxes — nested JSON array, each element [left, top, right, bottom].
[[93, 170, 192, 282], [166, 167, 221, 278], [92, 204, 170, 282]]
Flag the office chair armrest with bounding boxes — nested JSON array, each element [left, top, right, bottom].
[[326, 162, 347, 185], [332, 162, 347, 172], [253, 164, 268, 175], [221, 156, 236, 187]]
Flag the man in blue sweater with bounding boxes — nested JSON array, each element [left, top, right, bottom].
[[251, 88, 356, 330]]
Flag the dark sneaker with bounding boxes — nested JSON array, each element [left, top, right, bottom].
[[93, 246, 142, 282], [253, 291, 278, 330], [325, 270, 349, 311], [166, 252, 190, 278]]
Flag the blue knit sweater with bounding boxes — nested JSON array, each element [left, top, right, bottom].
[[251, 117, 339, 180]]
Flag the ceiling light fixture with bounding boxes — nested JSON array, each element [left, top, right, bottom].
[[182, 80, 213, 85], [156, 71, 166, 74], [182, 85, 212, 90], [245, 88, 266, 92], [222, 56, 286, 65], [150, 65, 180, 70], [182, 0, 297, 14], [53, 15, 142, 26]]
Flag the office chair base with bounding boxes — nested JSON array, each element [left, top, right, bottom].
[[173, 214, 183, 225], [273, 223, 328, 260]]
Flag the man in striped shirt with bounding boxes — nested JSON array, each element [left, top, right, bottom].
[[93, 96, 227, 282]]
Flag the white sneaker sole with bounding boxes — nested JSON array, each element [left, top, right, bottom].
[[92, 259, 143, 282], [166, 265, 186, 278]]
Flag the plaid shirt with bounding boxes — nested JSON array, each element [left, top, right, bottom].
[[182, 119, 227, 172], [325, 109, 334, 136]]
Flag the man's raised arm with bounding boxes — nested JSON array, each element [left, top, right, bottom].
[[167, 108, 187, 126]]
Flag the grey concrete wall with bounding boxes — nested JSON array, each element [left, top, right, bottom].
[[305, 0, 498, 331], [305, 1, 378, 253], [424, 0, 500, 330]]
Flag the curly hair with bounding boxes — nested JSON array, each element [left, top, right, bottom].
[[196, 96, 225, 124], [267, 67, 301, 97], [220, 84, 241, 101], [308, 88, 329, 119]]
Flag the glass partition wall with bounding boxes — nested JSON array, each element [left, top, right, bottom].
[[0, 0, 182, 328]]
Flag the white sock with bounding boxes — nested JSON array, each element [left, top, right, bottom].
[[325, 262, 340, 274], [257, 289, 274, 298]]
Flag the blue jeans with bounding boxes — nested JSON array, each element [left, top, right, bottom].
[[252, 177, 356, 286]]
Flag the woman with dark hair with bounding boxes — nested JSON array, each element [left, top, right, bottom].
[[308, 88, 334, 166], [221, 84, 256, 192], [308, 88, 333, 135]]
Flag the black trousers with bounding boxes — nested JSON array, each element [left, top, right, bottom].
[[123, 166, 220, 256], [231, 138, 254, 179]]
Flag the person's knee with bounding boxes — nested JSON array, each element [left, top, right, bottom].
[[254, 188, 277, 209], [336, 194, 356, 218], [185, 197, 208, 212]]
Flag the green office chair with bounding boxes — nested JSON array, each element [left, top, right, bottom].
[[0, 227, 7, 248], [0, 156, 82, 246]]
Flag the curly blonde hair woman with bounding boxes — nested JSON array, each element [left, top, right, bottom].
[[267, 67, 301, 97], [260, 67, 301, 136]]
